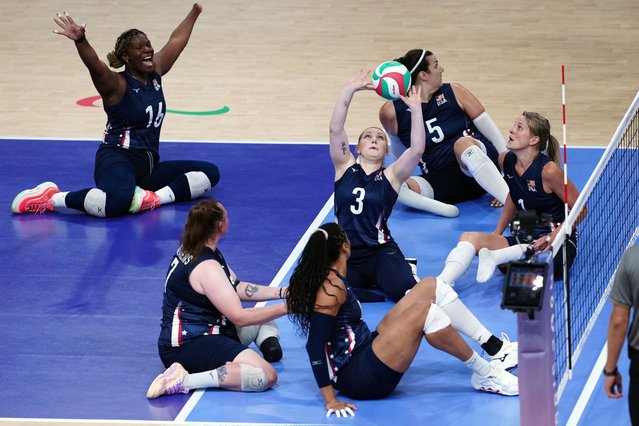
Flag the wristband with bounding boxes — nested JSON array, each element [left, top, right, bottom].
[[75, 34, 86, 44], [279, 287, 283, 299], [603, 366, 618, 376]]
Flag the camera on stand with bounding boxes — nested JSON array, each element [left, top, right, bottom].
[[501, 210, 553, 317]]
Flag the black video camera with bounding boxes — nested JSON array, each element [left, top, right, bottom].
[[502, 210, 554, 314]]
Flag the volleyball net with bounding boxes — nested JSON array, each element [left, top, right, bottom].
[[552, 90, 639, 401]]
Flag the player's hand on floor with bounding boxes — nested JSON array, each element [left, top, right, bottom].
[[489, 198, 503, 208], [325, 399, 357, 418]]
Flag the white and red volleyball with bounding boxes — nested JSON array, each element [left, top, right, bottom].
[[372, 61, 411, 100]]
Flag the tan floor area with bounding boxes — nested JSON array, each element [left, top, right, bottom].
[[2, 1, 638, 146]]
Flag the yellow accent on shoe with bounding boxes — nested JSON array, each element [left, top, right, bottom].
[[11, 182, 60, 214], [129, 186, 160, 214]]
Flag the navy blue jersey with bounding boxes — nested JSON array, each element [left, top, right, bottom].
[[103, 71, 166, 155], [158, 246, 239, 348], [334, 164, 398, 247], [503, 151, 566, 239], [393, 83, 497, 173], [324, 270, 373, 385]]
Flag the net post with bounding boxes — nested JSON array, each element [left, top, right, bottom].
[[518, 250, 557, 426]]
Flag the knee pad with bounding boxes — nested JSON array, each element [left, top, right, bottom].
[[460, 145, 490, 177], [185, 171, 212, 199], [423, 303, 451, 334], [240, 364, 270, 392], [412, 176, 435, 198], [435, 278, 459, 307], [83, 188, 107, 218]]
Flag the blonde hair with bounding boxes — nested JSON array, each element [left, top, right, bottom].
[[522, 111, 560, 164]]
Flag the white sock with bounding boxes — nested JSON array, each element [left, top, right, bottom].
[[477, 245, 526, 283], [184, 369, 219, 390], [437, 241, 476, 284], [397, 183, 459, 217], [155, 186, 175, 205], [49, 192, 68, 208], [441, 298, 492, 345], [460, 145, 509, 204], [464, 351, 491, 376]]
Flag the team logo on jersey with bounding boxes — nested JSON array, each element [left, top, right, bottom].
[[152, 78, 161, 91], [374, 171, 384, 181], [436, 93, 447, 106], [133, 88, 140, 93], [527, 179, 537, 192]]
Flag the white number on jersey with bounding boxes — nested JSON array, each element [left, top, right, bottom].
[[350, 187, 366, 215], [145, 102, 165, 128], [426, 118, 444, 143]]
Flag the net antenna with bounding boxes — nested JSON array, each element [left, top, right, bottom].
[[560, 65, 574, 378]]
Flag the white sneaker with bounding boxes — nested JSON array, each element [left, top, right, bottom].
[[471, 363, 519, 396], [477, 248, 497, 283], [489, 333, 518, 371]]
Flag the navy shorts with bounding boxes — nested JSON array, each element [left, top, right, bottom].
[[423, 137, 499, 204], [158, 334, 248, 373], [336, 333, 404, 399], [347, 240, 416, 302]]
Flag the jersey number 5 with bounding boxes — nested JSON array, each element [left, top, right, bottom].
[[350, 187, 366, 215], [426, 118, 444, 143]]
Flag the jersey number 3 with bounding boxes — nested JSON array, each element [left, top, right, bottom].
[[350, 187, 366, 215]]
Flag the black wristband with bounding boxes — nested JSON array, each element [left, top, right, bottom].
[[603, 366, 618, 376], [279, 287, 283, 299], [75, 34, 86, 44]]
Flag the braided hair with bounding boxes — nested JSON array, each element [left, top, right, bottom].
[[106, 28, 146, 68], [287, 223, 348, 336]]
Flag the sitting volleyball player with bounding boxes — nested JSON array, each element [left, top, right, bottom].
[[379, 49, 509, 217], [437, 111, 584, 286], [286, 224, 518, 418], [147, 200, 288, 398], [11, 5, 219, 217]]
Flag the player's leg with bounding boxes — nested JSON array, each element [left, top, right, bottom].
[[138, 160, 220, 207], [372, 241, 417, 302], [438, 232, 509, 285], [455, 136, 509, 204]]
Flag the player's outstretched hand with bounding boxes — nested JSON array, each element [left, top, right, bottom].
[[53, 11, 86, 42]]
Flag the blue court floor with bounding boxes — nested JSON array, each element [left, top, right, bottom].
[[0, 139, 629, 425]]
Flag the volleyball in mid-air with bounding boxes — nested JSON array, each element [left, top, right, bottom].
[[372, 61, 411, 100]]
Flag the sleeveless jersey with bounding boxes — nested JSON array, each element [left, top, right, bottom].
[[334, 164, 398, 247], [103, 71, 166, 155], [158, 246, 239, 348], [393, 83, 495, 173], [325, 270, 373, 384], [503, 151, 566, 239]]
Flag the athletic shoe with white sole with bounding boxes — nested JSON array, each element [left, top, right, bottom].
[[129, 186, 160, 214], [489, 333, 518, 371], [471, 363, 519, 396], [11, 182, 60, 214], [146, 362, 189, 399]]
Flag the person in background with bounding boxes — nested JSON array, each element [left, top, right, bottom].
[[603, 245, 639, 425]]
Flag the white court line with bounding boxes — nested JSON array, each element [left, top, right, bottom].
[[174, 194, 334, 422], [566, 343, 608, 425]]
